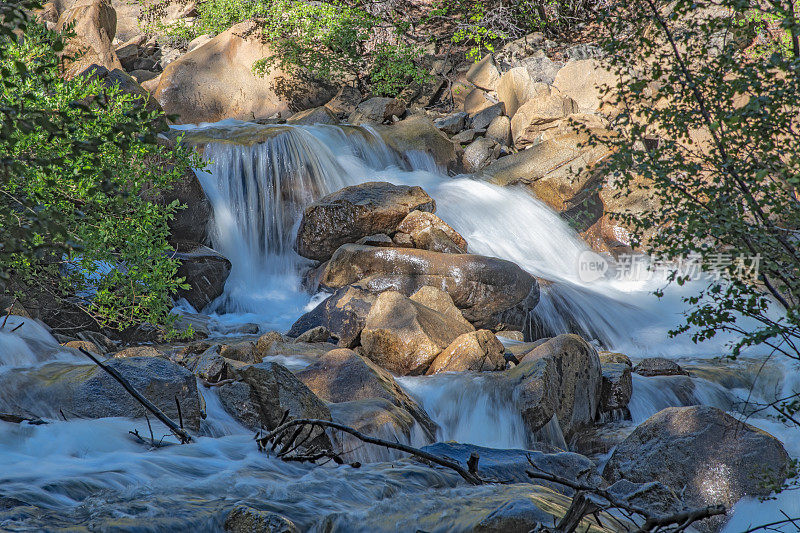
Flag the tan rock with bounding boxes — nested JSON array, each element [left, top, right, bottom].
[[466, 54, 500, 91], [427, 330, 505, 374], [553, 59, 617, 113], [395, 210, 468, 253], [58, 0, 122, 78], [496, 67, 549, 118], [409, 286, 473, 330], [510, 93, 579, 149]]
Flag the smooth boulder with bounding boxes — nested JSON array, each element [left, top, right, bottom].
[[58, 0, 122, 77], [374, 114, 457, 170], [426, 330, 506, 374], [173, 246, 231, 311], [394, 210, 468, 254], [288, 285, 377, 348]]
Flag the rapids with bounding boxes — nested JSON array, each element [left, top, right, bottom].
[[2, 121, 798, 531]]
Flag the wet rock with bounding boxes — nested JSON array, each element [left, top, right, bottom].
[[351, 97, 406, 123], [295, 182, 435, 262], [296, 348, 437, 438], [553, 59, 617, 113], [217, 362, 331, 442], [395, 210, 468, 254], [294, 326, 331, 343], [58, 0, 122, 78], [224, 505, 299, 533], [190, 346, 242, 382], [604, 406, 790, 532], [511, 334, 602, 439], [427, 330, 505, 374], [473, 498, 553, 533], [470, 102, 506, 131], [434, 112, 469, 135], [173, 246, 231, 312], [496, 330, 524, 342], [287, 285, 377, 348], [486, 115, 512, 146], [466, 54, 501, 91], [599, 361, 633, 413], [154, 20, 335, 124], [374, 114, 457, 170], [634, 357, 689, 377], [409, 286, 473, 330], [286, 106, 339, 126], [462, 137, 496, 173], [320, 244, 539, 329], [360, 291, 475, 375], [0, 357, 202, 430]]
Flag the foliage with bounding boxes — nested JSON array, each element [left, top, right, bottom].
[[368, 41, 431, 96], [1, 17, 198, 335]]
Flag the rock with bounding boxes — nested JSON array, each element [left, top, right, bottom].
[[395, 210, 468, 254], [599, 362, 633, 413], [552, 59, 617, 113], [187, 33, 213, 52], [452, 128, 477, 144], [355, 233, 394, 247], [0, 357, 202, 430], [606, 479, 684, 519], [516, 51, 562, 85], [112, 345, 164, 358], [511, 334, 602, 439], [470, 102, 506, 131], [351, 97, 406, 123], [473, 499, 553, 533], [496, 67, 546, 118], [323, 85, 362, 119], [409, 286, 472, 330], [173, 246, 231, 311], [634, 357, 689, 377], [604, 406, 790, 532], [58, 0, 122, 78], [374, 114, 457, 170], [218, 362, 331, 440], [189, 346, 241, 382], [115, 35, 142, 70], [485, 115, 512, 146], [510, 91, 579, 149], [63, 340, 102, 354], [466, 54, 501, 91], [463, 87, 494, 115], [294, 326, 331, 343], [392, 232, 414, 248], [224, 505, 299, 533], [360, 291, 475, 375], [426, 329, 505, 374], [598, 351, 632, 366], [496, 330, 524, 342], [154, 20, 336, 124], [288, 285, 377, 348], [462, 137, 496, 173], [434, 112, 468, 135], [219, 341, 259, 363], [295, 182, 435, 262], [296, 348, 437, 438], [320, 244, 539, 329], [130, 69, 158, 83], [286, 106, 339, 126]]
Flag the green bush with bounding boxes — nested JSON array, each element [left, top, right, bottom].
[[1, 20, 199, 335]]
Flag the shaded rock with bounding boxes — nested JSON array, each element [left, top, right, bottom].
[[58, 0, 122, 78], [496, 330, 524, 342], [395, 210, 468, 254], [634, 357, 689, 377], [218, 362, 331, 442], [604, 406, 790, 532], [360, 291, 474, 375], [473, 498, 552, 533], [470, 102, 506, 131], [434, 112, 468, 135], [0, 357, 201, 429], [466, 54, 501, 91], [464, 87, 494, 115], [511, 334, 602, 439], [452, 128, 477, 144], [174, 246, 231, 311], [427, 329, 505, 374], [112, 345, 164, 358], [553, 59, 617, 113], [409, 286, 472, 330], [599, 362, 633, 413], [80, 65, 165, 130], [296, 348, 437, 439], [324, 85, 362, 119], [287, 285, 377, 348], [286, 106, 339, 126], [486, 115, 512, 146], [189, 346, 242, 382], [462, 137, 496, 173], [294, 326, 331, 343], [351, 97, 406, 123], [154, 20, 335, 124], [374, 114, 457, 170], [130, 69, 158, 83], [63, 340, 102, 354], [295, 182, 435, 262], [224, 505, 299, 533], [355, 233, 394, 247], [606, 479, 684, 519], [320, 244, 539, 329]]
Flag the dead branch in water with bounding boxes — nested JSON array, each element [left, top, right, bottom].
[[525, 460, 726, 533], [255, 418, 485, 485], [0, 413, 47, 425], [78, 347, 192, 444]]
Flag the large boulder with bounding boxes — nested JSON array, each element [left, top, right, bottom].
[[462, 137, 497, 173], [350, 97, 406, 123], [496, 67, 547, 119], [409, 286, 473, 330], [509, 334, 602, 440], [426, 329, 506, 374], [320, 244, 539, 329], [154, 20, 336, 124], [295, 182, 435, 262], [147, 162, 212, 247], [295, 348, 437, 439], [0, 357, 202, 430], [374, 114, 457, 170], [552, 59, 617, 114], [604, 406, 790, 532], [173, 246, 231, 311], [510, 91, 579, 149], [466, 54, 501, 91], [288, 285, 377, 348], [634, 357, 689, 377], [360, 291, 475, 375], [58, 0, 122, 78]]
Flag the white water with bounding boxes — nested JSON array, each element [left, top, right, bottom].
[[2, 121, 799, 530]]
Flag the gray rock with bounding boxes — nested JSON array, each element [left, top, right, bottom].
[[434, 112, 469, 135], [174, 246, 231, 311], [470, 102, 506, 131], [634, 357, 689, 377], [462, 137, 496, 173], [288, 285, 377, 349], [600, 362, 633, 413], [294, 326, 331, 343], [351, 97, 406, 123], [452, 128, 477, 144], [224, 505, 299, 533], [485, 115, 512, 146]]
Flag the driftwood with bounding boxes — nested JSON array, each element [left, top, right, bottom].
[[526, 461, 727, 533], [78, 347, 192, 444], [0, 413, 47, 425]]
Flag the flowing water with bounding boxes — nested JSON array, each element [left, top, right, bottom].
[[2, 121, 799, 531]]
